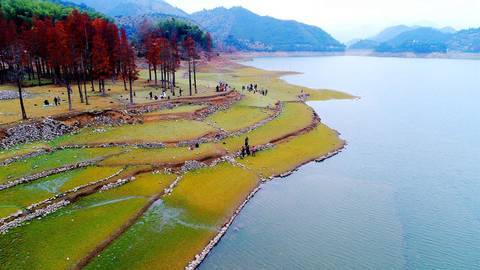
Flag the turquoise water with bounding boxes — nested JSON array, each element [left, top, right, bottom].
[[200, 56, 480, 269]]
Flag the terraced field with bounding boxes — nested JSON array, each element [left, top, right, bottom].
[[53, 120, 217, 146], [0, 59, 352, 270]]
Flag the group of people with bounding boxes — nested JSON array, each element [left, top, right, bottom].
[[216, 82, 230, 92], [242, 83, 268, 96], [240, 137, 257, 158], [148, 90, 170, 101], [43, 96, 62, 107]]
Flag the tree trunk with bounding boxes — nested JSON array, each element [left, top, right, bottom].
[[154, 65, 158, 85], [188, 58, 192, 96], [17, 78, 28, 120], [173, 68, 176, 87], [129, 76, 134, 105], [35, 59, 42, 86], [76, 72, 84, 104], [66, 82, 73, 111], [193, 58, 197, 94], [148, 64, 152, 82]]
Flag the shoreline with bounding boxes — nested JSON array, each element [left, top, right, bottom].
[[187, 142, 346, 270], [226, 50, 480, 61], [186, 56, 351, 269]]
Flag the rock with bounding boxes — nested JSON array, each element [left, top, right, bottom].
[[0, 118, 73, 149], [181, 160, 207, 172]]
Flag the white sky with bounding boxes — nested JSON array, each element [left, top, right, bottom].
[[166, 0, 480, 42]]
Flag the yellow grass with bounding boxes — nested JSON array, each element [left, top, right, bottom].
[[222, 102, 315, 152], [207, 104, 276, 132], [86, 163, 260, 270], [240, 123, 344, 178], [100, 144, 226, 166], [53, 120, 217, 146]]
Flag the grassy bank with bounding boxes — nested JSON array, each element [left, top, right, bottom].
[[0, 55, 354, 270]]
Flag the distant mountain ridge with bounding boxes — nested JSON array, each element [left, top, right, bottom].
[[68, 0, 188, 17], [65, 1, 345, 52], [349, 25, 480, 53], [191, 7, 345, 52]]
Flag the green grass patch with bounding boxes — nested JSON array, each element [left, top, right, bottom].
[[240, 124, 343, 178], [53, 120, 217, 146], [0, 166, 122, 218], [86, 163, 259, 270], [222, 102, 315, 152], [236, 92, 278, 108], [101, 144, 226, 167], [206, 104, 275, 132], [0, 172, 176, 270], [0, 142, 50, 164], [0, 148, 124, 185], [144, 105, 206, 116]]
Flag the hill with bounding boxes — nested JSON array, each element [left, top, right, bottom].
[[0, 0, 103, 22], [448, 28, 480, 52], [376, 27, 451, 53], [349, 25, 480, 53], [371, 25, 420, 42], [191, 7, 345, 52], [68, 0, 188, 17]]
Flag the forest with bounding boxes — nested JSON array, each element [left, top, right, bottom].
[[0, 0, 212, 121]]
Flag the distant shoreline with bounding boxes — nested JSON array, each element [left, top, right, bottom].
[[225, 50, 480, 60]]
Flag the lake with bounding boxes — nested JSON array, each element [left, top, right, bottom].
[[200, 56, 480, 269]]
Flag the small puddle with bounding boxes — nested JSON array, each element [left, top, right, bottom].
[[147, 200, 216, 232]]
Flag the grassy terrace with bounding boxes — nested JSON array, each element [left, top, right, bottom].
[[240, 124, 344, 178], [0, 148, 124, 185], [52, 120, 217, 147], [100, 144, 226, 167], [143, 105, 207, 116], [86, 163, 259, 270], [0, 142, 51, 163], [0, 166, 122, 218], [197, 65, 354, 103], [206, 103, 276, 132], [222, 102, 316, 152], [0, 172, 176, 270]]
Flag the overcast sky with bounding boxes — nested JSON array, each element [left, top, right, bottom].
[[167, 0, 480, 42]]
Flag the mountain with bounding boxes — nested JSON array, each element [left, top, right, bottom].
[[191, 7, 345, 52], [440, 26, 456, 34], [376, 27, 451, 53], [348, 39, 380, 50], [448, 28, 480, 52], [1, 0, 103, 21], [349, 25, 480, 53], [371, 25, 420, 42], [68, 0, 188, 17]]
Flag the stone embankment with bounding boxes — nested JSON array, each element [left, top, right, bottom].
[[0, 148, 49, 166], [0, 200, 70, 234], [0, 118, 72, 149], [185, 186, 262, 270], [0, 159, 99, 191]]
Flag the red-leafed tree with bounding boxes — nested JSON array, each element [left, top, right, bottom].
[[1, 9, 126, 118], [118, 28, 138, 104], [183, 36, 196, 96], [92, 19, 112, 96], [146, 37, 162, 86]]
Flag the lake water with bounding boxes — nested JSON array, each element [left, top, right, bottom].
[[200, 56, 480, 270]]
